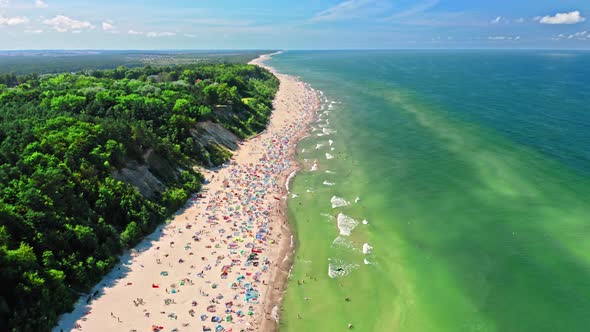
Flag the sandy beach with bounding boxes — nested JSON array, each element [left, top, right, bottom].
[[54, 53, 318, 332]]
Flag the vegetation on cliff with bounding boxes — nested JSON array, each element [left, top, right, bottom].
[[0, 62, 278, 331]]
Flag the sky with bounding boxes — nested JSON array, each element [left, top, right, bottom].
[[1, 0, 590, 50]]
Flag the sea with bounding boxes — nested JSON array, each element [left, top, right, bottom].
[[267, 50, 590, 332]]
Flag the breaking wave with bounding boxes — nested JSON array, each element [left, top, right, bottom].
[[337, 213, 358, 236], [331, 196, 350, 208]]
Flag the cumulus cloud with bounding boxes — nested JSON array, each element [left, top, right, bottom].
[[0, 15, 28, 25], [146, 31, 176, 37], [35, 0, 48, 8], [43, 15, 94, 32], [102, 21, 115, 31], [538, 11, 585, 24]]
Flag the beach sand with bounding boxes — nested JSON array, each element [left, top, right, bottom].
[[54, 53, 318, 332]]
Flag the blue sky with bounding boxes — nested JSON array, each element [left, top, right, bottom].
[[1, 0, 589, 49]]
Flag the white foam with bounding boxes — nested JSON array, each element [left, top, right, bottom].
[[331, 148, 335, 151], [331, 196, 350, 208], [362, 219, 369, 225], [337, 213, 358, 236], [271, 305, 279, 322], [286, 170, 297, 192], [363, 258, 372, 265], [301, 148, 306, 153], [329, 139, 334, 146], [311, 162, 318, 171], [328, 258, 358, 278], [362, 243, 373, 255], [306, 189, 314, 193], [332, 236, 355, 250], [315, 143, 324, 149], [320, 213, 334, 222], [325, 153, 334, 160], [355, 197, 360, 203], [323, 127, 337, 135], [325, 170, 336, 174], [323, 181, 335, 186], [316, 133, 326, 137]]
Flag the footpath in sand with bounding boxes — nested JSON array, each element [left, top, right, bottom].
[[55, 53, 318, 332]]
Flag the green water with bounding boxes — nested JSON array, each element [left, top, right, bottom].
[[267, 51, 590, 332]]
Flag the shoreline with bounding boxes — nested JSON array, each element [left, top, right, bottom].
[[248, 52, 317, 332], [54, 52, 318, 332]]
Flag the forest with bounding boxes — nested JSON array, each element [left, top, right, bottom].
[[0, 61, 279, 331], [0, 50, 270, 75]]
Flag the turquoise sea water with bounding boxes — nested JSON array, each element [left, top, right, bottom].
[[267, 51, 590, 332]]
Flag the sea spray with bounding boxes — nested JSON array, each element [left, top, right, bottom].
[[331, 196, 350, 208], [328, 258, 359, 278], [325, 153, 334, 160], [337, 213, 358, 236], [362, 243, 373, 255], [332, 236, 356, 250]]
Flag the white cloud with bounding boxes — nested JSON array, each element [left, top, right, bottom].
[[0, 15, 28, 25], [128, 29, 143, 35], [515, 17, 525, 23], [553, 31, 590, 40], [35, 0, 48, 8], [311, 0, 389, 22], [0, 0, 9, 8], [538, 11, 585, 25], [146, 31, 176, 37], [43, 15, 94, 32], [102, 21, 115, 31], [184, 33, 196, 38], [488, 35, 521, 41], [490, 16, 514, 24], [190, 18, 252, 26], [385, 0, 439, 20], [24, 28, 43, 33]]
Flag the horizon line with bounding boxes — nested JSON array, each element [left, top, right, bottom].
[[1, 48, 590, 52]]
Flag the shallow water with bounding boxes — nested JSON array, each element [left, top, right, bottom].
[[268, 50, 590, 332]]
